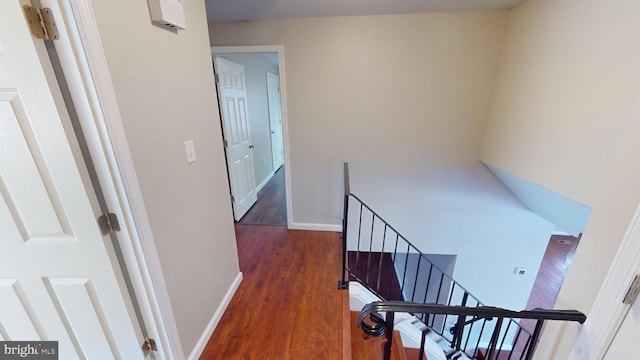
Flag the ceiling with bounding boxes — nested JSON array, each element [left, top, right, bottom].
[[205, 0, 526, 22]]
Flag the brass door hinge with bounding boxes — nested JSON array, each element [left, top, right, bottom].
[[142, 338, 157, 357], [623, 275, 640, 305], [23, 5, 59, 40], [98, 213, 121, 236]]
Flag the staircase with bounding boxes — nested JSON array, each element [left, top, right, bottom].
[[339, 163, 586, 360], [351, 311, 411, 360]]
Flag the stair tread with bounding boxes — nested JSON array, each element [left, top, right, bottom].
[[390, 330, 408, 360], [350, 311, 414, 360]]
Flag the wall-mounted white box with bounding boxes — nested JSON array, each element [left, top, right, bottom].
[[147, 0, 186, 31]]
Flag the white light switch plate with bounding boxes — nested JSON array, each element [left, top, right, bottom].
[[184, 140, 196, 164]]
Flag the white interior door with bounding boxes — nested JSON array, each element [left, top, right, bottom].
[[214, 57, 257, 220], [266, 72, 284, 171], [0, 2, 141, 359], [604, 293, 640, 358]]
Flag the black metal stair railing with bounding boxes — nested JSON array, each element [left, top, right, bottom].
[[358, 302, 586, 360], [338, 162, 587, 360]]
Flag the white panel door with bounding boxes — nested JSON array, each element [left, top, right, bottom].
[[0, 2, 141, 359], [604, 294, 640, 358], [266, 72, 284, 171], [214, 57, 257, 220]]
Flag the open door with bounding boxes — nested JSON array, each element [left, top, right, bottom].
[[213, 57, 257, 220], [0, 2, 142, 358], [266, 72, 284, 171]]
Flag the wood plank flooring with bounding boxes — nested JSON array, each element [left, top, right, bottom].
[[526, 234, 580, 311], [200, 216, 578, 359], [199, 224, 345, 359], [239, 166, 286, 226]]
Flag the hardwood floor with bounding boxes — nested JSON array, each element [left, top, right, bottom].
[[526, 234, 580, 311], [239, 166, 287, 226], [199, 222, 578, 359], [199, 224, 345, 359]]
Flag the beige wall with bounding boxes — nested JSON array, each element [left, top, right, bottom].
[[210, 13, 562, 312], [210, 12, 509, 226], [481, 0, 640, 207], [479, 0, 640, 358], [91, 0, 240, 355]]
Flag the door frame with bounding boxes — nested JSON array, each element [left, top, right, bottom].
[[211, 45, 293, 228], [568, 202, 640, 359], [50, 1, 182, 359]]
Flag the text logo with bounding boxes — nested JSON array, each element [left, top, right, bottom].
[[0, 342, 57, 359]]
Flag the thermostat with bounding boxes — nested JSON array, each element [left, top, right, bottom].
[[514, 267, 527, 276], [147, 0, 186, 31]]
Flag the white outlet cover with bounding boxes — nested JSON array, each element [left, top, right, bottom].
[[184, 140, 196, 164]]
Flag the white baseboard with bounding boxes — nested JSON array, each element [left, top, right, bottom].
[[187, 272, 243, 360], [289, 222, 342, 232], [256, 171, 275, 192]]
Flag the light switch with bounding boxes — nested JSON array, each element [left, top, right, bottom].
[[184, 140, 196, 164]]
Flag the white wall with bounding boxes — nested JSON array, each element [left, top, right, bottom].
[[478, 0, 640, 358], [219, 54, 279, 187], [91, 0, 240, 356], [210, 12, 509, 227], [347, 162, 554, 310], [484, 163, 592, 237]]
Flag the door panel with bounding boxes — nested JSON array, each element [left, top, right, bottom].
[[266, 72, 284, 170], [0, 2, 141, 358], [214, 57, 257, 220], [604, 284, 640, 358]]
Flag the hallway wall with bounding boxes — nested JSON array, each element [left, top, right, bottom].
[[91, 0, 240, 355]]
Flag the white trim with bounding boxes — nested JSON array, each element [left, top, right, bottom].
[[61, 2, 183, 359], [211, 45, 294, 229], [348, 281, 381, 311], [289, 222, 342, 232], [551, 229, 572, 236], [568, 203, 640, 359], [187, 272, 243, 360], [256, 170, 275, 193]]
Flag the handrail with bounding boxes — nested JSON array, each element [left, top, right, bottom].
[[359, 301, 586, 360], [347, 192, 455, 282], [359, 301, 586, 336]]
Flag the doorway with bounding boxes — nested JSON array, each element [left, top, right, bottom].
[[211, 46, 291, 227]]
